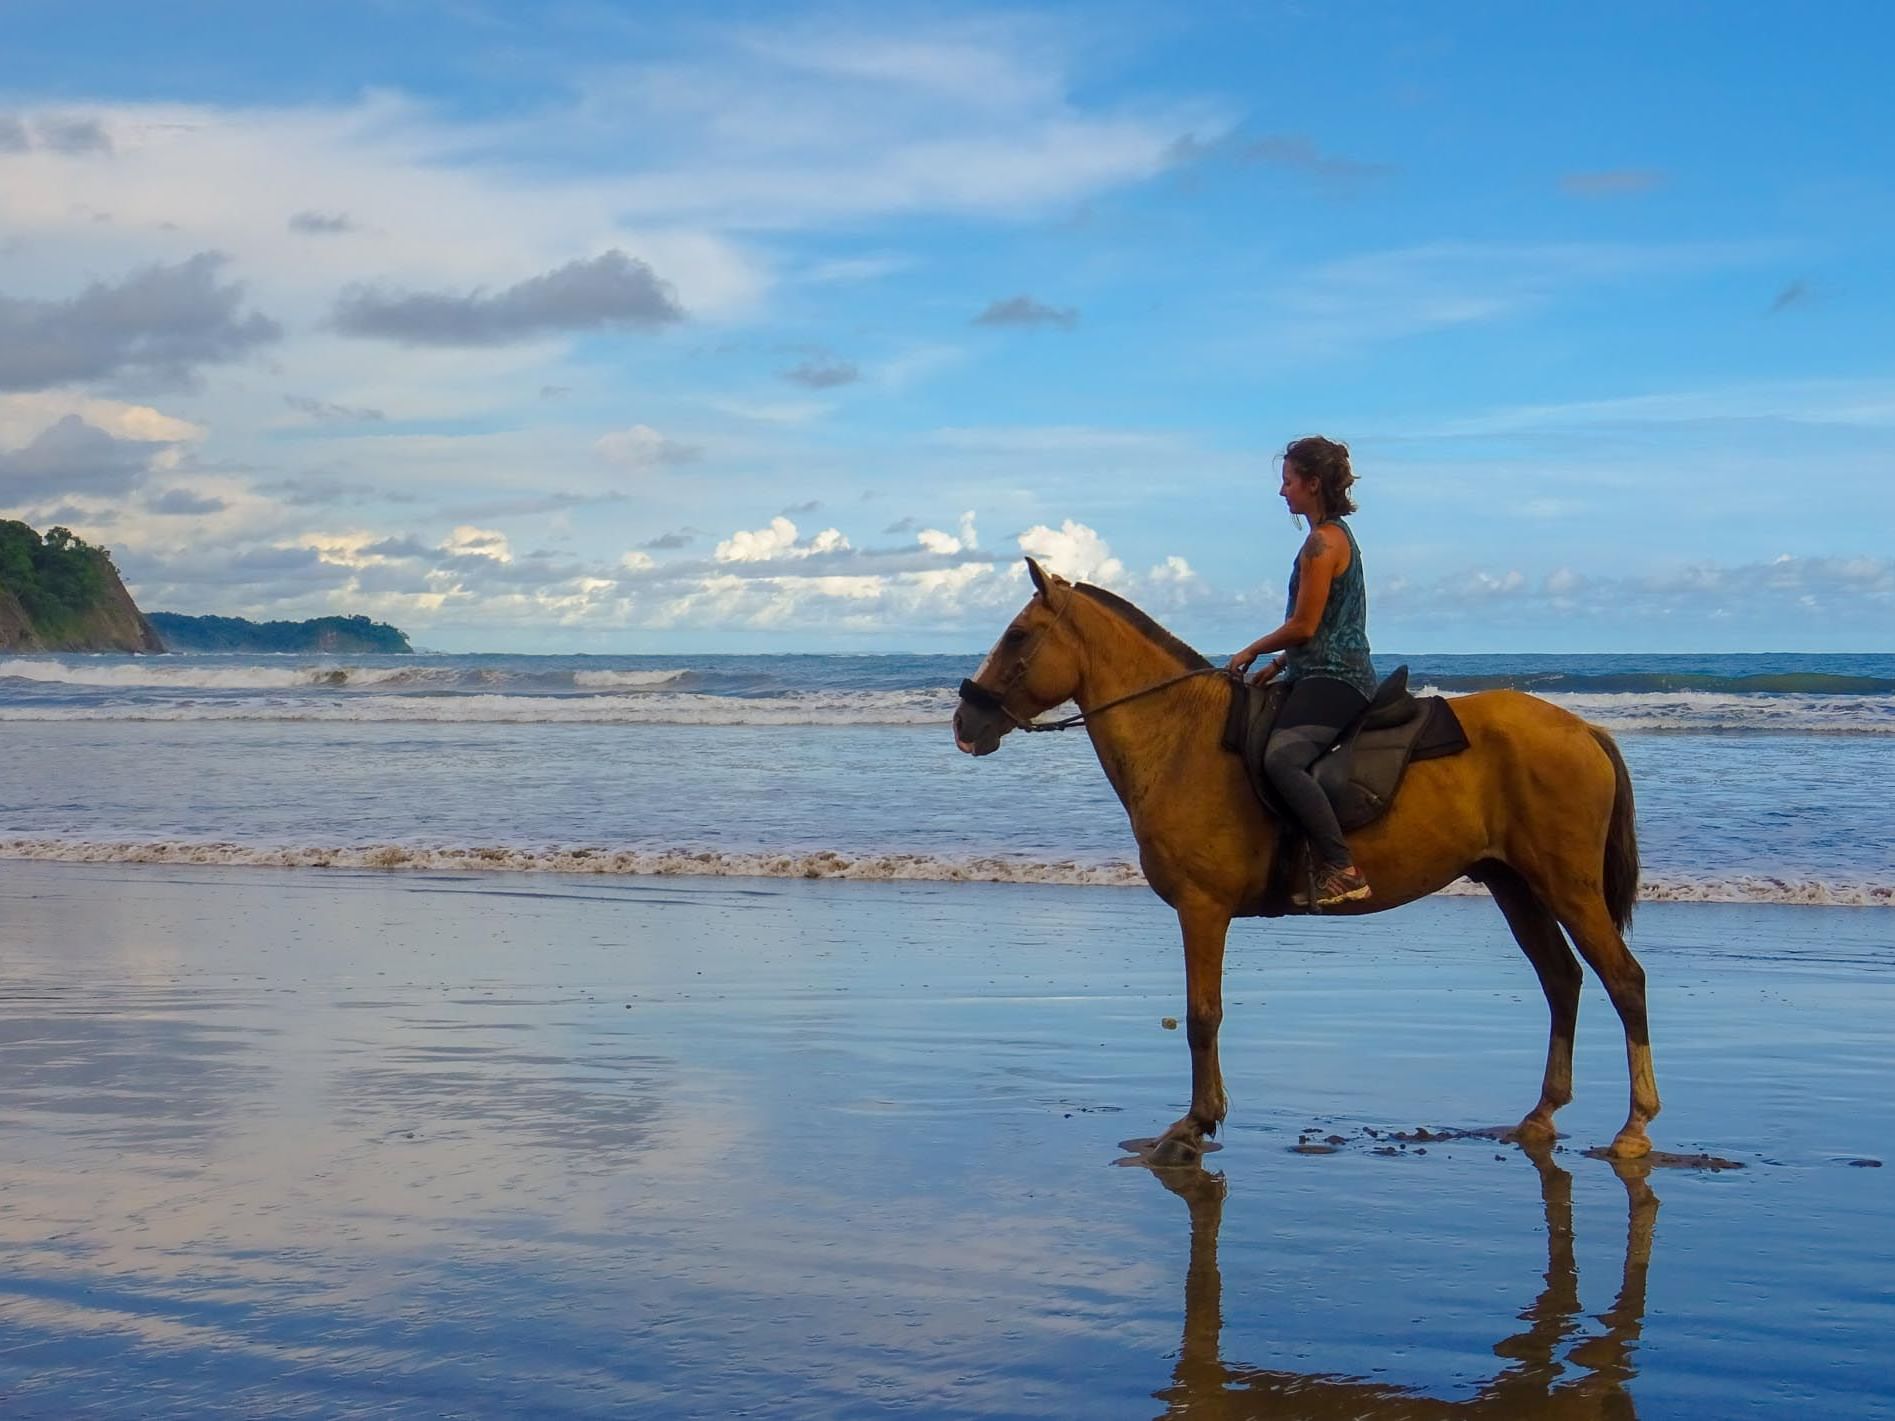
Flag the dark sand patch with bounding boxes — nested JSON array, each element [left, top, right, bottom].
[[1584, 1145, 1746, 1170]]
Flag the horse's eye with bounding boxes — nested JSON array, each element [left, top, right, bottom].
[[1002, 628, 1028, 645]]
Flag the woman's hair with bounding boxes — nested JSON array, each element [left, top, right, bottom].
[[1282, 435, 1358, 518]]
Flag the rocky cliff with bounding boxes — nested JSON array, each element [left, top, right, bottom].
[[0, 521, 164, 653]]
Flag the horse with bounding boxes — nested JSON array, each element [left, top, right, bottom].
[[952, 557, 1658, 1167]]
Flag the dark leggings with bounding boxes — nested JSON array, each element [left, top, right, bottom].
[[1263, 676, 1368, 869]]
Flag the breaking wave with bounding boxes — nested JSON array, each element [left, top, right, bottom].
[[0, 658, 692, 693], [570, 669, 695, 689], [1423, 671, 1895, 695], [0, 689, 957, 725], [1416, 687, 1895, 736], [0, 837, 1887, 906]]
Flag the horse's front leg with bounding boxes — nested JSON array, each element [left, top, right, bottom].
[[1146, 900, 1231, 1166]]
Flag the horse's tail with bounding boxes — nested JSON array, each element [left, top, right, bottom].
[[1589, 726, 1640, 933]]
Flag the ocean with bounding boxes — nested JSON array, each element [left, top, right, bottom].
[[2, 650, 1891, 906]]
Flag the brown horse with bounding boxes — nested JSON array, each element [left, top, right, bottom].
[[953, 558, 1658, 1165]]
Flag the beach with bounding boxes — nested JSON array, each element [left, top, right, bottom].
[[10, 3, 1894, 1411], [1, 860, 1889, 1418]]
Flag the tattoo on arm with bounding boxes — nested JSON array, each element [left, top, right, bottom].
[[1299, 530, 1327, 566]]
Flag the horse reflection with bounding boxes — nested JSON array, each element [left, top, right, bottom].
[[1150, 1151, 1658, 1419]]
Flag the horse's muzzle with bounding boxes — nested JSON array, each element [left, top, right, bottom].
[[953, 695, 1006, 756]]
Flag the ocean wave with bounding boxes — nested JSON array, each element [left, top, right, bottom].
[[1422, 671, 1895, 695], [1, 837, 1887, 905], [4, 655, 1891, 733], [0, 658, 456, 690], [0, 689, 960, 725], [1417, 687, 1895, 735], [0, 658, 691, 693], [6, 686, 1888, 732], [570, 669, 692, 689]]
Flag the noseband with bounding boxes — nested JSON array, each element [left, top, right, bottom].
[[958, 593, 1222, 734]]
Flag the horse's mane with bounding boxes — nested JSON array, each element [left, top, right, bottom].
[[1072, 583, 1212, 670]]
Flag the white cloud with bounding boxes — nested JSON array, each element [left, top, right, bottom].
[[715, 516, 800, 562], [0, 95, 768, 322], [1132, 555, 1210, 615], [1148, 554, 1197, 585], [714, 517, 851, 562], [0, 16, 1203, 339], [1016, 519, 1124, 583]]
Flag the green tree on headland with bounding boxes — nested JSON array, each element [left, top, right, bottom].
[[148, 612, 413, 653], [0, 520, 114, 642]]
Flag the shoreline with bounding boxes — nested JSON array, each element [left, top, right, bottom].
[[3, 835, 1889, 907]]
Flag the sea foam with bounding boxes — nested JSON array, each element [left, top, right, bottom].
[[1, 838, 1886, 906]]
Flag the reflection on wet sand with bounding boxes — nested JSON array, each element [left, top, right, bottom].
[[1150, 1149, 1659, 1419], [4, 865, 1888, 1416]]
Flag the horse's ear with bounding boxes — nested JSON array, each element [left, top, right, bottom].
[[1025, 556, 1065, 603]]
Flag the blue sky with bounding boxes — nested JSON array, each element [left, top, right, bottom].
[[2, 1, 1891, 652]]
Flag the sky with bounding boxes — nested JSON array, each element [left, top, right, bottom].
[[2, 1, 1891, 654]]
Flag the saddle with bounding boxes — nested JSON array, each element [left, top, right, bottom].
[[1220, 667, 1469, 916]]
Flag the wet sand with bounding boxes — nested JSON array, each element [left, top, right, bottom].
[[0, 862, 1889, 1418]]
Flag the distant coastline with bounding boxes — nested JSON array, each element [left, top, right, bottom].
[[2, 516, 412, 654], [149, 612, 412, 654]]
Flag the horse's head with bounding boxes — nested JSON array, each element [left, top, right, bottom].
[[954, 557, 1083, 756]]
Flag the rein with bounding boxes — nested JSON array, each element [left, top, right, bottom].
[[959, 666, 1225, 733]]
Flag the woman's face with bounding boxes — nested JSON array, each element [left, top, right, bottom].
[[1278, 459, 1323, 518]]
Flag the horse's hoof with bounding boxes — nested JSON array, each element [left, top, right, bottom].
[[1146, 1134, 1203, 1168], [1607, 1131, 1652, 1160], [1510, 1115, 1558, 1147]]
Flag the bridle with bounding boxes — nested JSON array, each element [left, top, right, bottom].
[[957, 590, 1224, 734]]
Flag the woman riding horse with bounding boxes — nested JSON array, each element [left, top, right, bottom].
[[953, 556, 1657, 1165], [1227, 436, 1376, 909]]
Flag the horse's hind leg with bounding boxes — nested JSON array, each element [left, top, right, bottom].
[[1544, 889, 1661, 1159], [1484, 863, 1582, 1145]]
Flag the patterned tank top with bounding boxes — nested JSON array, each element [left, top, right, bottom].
[[1283, 518, 1376, 698]]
